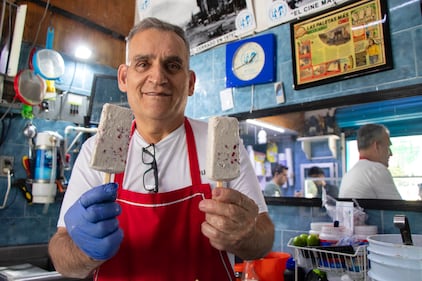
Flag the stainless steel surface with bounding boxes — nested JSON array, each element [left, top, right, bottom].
[[394, 214, 413, 246], [0, 264, 62, 281]]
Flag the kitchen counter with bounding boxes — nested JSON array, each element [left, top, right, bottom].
[[0, 263, 63, 280], [0, 244, 91, 281]]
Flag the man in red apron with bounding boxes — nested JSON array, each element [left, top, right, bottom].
[[48, 17, 274, 280], [95, 119, 236, 280]]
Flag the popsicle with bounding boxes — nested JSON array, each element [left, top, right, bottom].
[[90, 103, 133, 183], [206, 116, 240, 187]]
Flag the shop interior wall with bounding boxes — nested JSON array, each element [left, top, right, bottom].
[[0, 0, 420, 250]]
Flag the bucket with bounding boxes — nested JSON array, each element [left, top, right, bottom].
[[367, 234, 422, 281], [254, 252, 291, 281]]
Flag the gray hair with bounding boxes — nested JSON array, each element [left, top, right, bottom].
[[357, 124, 389, 150], [126, 17, 190, 63]]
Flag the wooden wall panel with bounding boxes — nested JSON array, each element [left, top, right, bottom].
[[21, 0, 135, 68]]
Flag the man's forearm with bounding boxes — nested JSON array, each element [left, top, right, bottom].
[[48, 228, 103, 278], [233, 212, 274, 260]]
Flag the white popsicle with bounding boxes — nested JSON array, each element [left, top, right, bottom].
[[206, 116, 240, 187], [90, 103, 133, 182]]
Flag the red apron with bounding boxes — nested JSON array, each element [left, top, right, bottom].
[[95, 118, 235, 281]]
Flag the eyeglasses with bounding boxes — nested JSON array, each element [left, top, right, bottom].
[[142, 144, 158, 193]]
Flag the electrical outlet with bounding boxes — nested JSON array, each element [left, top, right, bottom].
[[0, 156, 14, 177]]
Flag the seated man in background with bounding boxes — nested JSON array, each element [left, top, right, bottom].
[[263, 164, 288, 197], [306, 166, 338, 198], [339, 124, 402, 199]]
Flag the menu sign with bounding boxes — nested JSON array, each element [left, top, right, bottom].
[[290, 0, 392, 89]]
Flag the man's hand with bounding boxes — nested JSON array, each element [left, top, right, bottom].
[[198, 187, 262, 258], [64, 183, 123, 261]]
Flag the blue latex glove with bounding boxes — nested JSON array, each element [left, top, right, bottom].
[[64, 183, 123, 260]]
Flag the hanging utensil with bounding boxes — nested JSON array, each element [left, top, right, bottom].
[[32, 26, 64, 99], [14, 68, 46, 105], [13, 179, 32, 203], [32, 27, 64, 79], [32, 47, 65, 80], [23, 122, 37, 159]]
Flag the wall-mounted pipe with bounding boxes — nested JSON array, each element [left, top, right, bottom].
[[64, 125, 97, 154]]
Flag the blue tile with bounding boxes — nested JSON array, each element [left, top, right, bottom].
[[415, 27, 422, 76], [388, 0, 422, 33]]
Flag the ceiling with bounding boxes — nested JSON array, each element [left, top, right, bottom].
[[239, 112, 303, 145], [21, 0, 136, 68], [239, 119, 299, 145]]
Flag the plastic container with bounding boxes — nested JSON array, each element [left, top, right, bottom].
[[254, 252, 290, 281], [309, 222, 331, 235], [367, 234, 422, 281], [242, 260, 259, 281], [319, 225, 351, 246], [367, 234, 422, 258], [354, 225, 377, 243]]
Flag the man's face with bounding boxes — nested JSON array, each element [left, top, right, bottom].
[[310, 174, 325, 186], [275, 170, 288, 186], [117, 28, 195, 123], [375, 131, 392, 167]]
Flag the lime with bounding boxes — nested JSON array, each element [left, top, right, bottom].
[[299, 233, 309, 240], [292, 235, 307, 247], [307, 234, 320, 246]]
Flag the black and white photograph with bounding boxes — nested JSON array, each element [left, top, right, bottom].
[[136, 0, 248, 53]]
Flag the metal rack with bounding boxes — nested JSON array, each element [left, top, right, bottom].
[[288, 239, 368, 281]]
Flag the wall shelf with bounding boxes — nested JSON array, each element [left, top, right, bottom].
[[297, 135, 340, 159]]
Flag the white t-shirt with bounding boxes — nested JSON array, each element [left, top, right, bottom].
[[339, 159, 402, 200], [57, 118, 268, 226]]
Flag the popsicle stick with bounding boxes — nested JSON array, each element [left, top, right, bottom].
[[216, 181, 224, 188], [104, 173, 111, 184]]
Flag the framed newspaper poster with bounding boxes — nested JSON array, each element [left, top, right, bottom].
[[290, 0, 392, 90]]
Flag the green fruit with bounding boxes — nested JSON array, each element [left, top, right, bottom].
[[292, 235, 307, 247], [299, 233, 309, 240], [307, 234, 320, 246]]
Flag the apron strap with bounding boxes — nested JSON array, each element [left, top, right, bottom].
[[184, 117, 202, 186]]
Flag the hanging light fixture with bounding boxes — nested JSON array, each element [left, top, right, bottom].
[[74, 45, 92, 59]]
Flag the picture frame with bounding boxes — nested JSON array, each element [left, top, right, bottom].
[[300, 162, 339, 198], [290, 0, 393, 90]]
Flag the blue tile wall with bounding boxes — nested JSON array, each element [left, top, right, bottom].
[[187, 0, 422, 116], [0, 0, 420, 249], [0, 117, 75, 246]]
